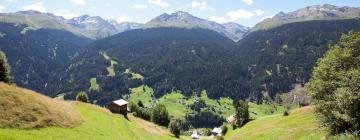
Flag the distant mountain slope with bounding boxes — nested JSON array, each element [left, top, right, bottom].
[[236, 19, 360, 101], [0, 10, 85, 37], [0, 22, 92, 95], [253, 4, 360, 31], [57, 28, 249, 105], [144, 11, 249, 41], [66, 15, 142, 39]]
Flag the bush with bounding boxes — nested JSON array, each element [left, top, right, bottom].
[[232, 124, 237, 130], [216, 135, 224, 140], [76, 91, 88, 103], [128, 101, 138, 112], [151, 104, 170, 126], [221, 125, 228, 135], [203, 128, 212, 136], [190, 99, 207, 112], [329, 132, 359, 140], [137, 100, 144, 108], [185, 110, 224, 128], [134, 107, 151, 121], [283, 110, 289, 116], [169, 119, 181, 138], [307, 32, 360, 135]]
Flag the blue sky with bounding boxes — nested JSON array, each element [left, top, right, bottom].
[[0, 0, 359, 27]]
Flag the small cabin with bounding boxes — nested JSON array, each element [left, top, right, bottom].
[[107, 99, 128, 115], [190, 130, 200, 139], [211, 127, 222, 136]]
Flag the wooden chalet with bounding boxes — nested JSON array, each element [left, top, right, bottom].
[[107, 99, 128, 115]]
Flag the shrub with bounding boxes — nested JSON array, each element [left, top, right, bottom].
[[203, 128, 212, 136], [216, 135, 224, 140], [185, 110, 224, 128], [283, 110, 289, 116], [221, 125, 228, 135], [134, 107, 151, 121], [151, 104, 170, 126], [232, 124, 237, 130], [137, 100, 144, 107], [128, 101, 138, 112], [76, 91, 88, 103], [169, 119, 181, 138]]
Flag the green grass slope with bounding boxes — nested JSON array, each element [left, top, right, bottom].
[[225, 106, 325, 140], [0, 83, 180, 140], [0, 83, 82, 129], [0, 102, 180, 140]]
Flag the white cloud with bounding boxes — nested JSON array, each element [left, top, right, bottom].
[[70, 0, 86, 5], [148, 0, 170, 8], [226, 9, 254, 21], [132, 4, 147, 9], [23, 2, 47, 12], [254, 9, 264, 16], [54, 9, 78, 19], [189, 1, 213, 11], [261, 15, 274, 21], [208, 16, 227, 23], [209, 8, 257, 23], [105, 3, 111, 7], [115, 14, 133, 23], [242, 0, 253, 5], [0, 5, 5, 12]]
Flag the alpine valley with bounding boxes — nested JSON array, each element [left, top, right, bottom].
[[0, 3, 359, 140]]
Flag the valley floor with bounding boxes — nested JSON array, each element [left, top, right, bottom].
[[0, 101, 326, 140]]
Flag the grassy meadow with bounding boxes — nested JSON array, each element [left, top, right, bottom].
[[224, 106, 325, 140]]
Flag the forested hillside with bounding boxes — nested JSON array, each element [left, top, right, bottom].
[[0, 22, 92, 94], [236, 19, 360, 102], [56, 28, 250, 105], [50, 19, 360, 104]]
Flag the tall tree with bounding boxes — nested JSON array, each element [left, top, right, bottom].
[[0, 51, 11, 83], [307, 32, 360, 135], [151, 104, 170, 127], [234, 100, 249, 127]]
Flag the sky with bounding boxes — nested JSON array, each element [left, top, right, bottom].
[[0, 0, 359, 27]]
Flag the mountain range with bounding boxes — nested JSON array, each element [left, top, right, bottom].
[[0, 4, 360, 104], [253, 4, 360, 31], [0, 10, 249, 41]]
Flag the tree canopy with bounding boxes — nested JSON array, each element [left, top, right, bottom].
[[307, 31, 360, 135]]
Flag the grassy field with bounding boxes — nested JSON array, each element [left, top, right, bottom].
[[102, 52, 118, 77], [224, 106, 325, 140], [89, 77, 100, 91], [124, 69, 144, 80]]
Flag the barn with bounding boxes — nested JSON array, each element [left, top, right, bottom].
[[107, 99, 128, 115]]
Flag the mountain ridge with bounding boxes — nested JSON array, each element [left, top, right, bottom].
[[144, 11, 249, 41], [253, 4, 360, 31]]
